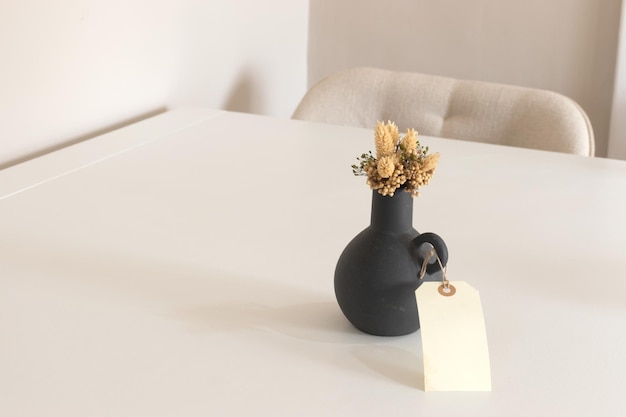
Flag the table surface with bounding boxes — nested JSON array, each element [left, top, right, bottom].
[[1, 108, 625, 416]]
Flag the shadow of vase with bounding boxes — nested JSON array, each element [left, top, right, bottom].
[[352, 345, 424, 390]]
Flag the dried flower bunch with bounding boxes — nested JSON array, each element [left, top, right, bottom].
[[352, 121, 440, 197]]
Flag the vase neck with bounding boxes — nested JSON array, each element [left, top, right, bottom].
[[370, 189, 414, 233]]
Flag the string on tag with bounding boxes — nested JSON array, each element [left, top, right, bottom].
[[418, 245, 456, 297]]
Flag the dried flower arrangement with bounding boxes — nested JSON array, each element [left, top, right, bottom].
[[352, 121, 440, 197]]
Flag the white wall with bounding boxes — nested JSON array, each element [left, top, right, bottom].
[[0, 0, 308, 168], [609, 1, 626, 159], [308, 0, 621, 157]]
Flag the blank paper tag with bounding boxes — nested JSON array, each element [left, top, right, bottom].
[[416, 281, 491, 391]]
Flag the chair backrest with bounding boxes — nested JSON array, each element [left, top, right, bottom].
[[292, 67, 595, 156]]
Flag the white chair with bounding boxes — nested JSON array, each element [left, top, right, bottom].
[[293, 67, 595, 156]]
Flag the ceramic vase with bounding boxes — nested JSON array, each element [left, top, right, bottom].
[[334, 189, 448, 336]]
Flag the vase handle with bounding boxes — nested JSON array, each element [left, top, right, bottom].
[[412, 232, 448, 274]]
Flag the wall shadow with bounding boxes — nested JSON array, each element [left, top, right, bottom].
[[221, 68, 262, 114]]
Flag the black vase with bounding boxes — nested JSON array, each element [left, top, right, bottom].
[[334, 189, 448, 336]]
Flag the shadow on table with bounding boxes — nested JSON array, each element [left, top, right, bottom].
[[1, 238, 425, 390], [178, 301, 424, 390], [177, 300, 360, 342], [352, 345, 424, 390]]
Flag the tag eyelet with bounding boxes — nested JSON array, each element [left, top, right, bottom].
[[438, 284, 456, 297]]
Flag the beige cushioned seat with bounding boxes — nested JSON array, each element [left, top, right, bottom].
[[293, 67, 594, 156]]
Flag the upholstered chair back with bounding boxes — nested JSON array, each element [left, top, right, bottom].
[[293, 67, 594, 156]]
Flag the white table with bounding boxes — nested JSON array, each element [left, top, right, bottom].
[[1, 108, 625, 416]]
